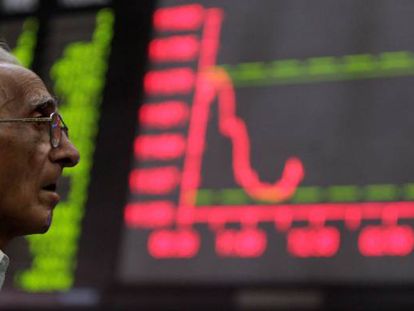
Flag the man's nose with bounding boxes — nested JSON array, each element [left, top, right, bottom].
[[51, 133, 80, 167]]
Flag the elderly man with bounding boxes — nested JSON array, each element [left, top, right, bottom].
[[0, 45, 79, 289]]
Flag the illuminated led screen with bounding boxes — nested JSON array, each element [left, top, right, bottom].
[[118, 0, 414, 284], [4, 0, 414, 308]]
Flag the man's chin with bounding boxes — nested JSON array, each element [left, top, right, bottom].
[[22, 211, 53, 235], [37, 212, 52, 233]]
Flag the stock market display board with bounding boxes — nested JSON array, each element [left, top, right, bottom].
[[2, 0, 414, 309], [118, 0, 414, 285]]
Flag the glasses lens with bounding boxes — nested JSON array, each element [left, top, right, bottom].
[[51, 113, 62, 148]]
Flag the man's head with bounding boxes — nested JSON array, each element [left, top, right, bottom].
[[0, 45, 79, 246]]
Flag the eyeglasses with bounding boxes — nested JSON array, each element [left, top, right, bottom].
[[0, 112, 69, 148]]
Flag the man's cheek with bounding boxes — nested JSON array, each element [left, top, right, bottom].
[[27, 143, 49, 169]]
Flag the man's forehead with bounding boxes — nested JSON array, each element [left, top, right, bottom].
[[0, 64, 54, 112]]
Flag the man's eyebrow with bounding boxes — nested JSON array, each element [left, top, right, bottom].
[[30, 97, 58, 110]]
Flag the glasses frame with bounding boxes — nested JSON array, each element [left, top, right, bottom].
[[0, 112, 69, 148]]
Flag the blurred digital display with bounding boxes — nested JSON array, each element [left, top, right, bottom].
[[118, 0, 414, 284], [2, 0, 414, 309]]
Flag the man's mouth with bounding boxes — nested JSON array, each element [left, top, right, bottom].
[[42, 183, 57, 192], [41, 182, 61, 207]]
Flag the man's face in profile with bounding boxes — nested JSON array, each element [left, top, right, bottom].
[[0, 63, 79, 239]]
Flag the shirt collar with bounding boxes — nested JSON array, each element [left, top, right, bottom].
[[0, 249, 9, 290], [0, 250, 9, 266]]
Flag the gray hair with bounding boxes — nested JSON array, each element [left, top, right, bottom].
[[0, 41, 20, 65]]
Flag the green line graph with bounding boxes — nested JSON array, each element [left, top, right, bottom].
[[196, 183, 414, 206], [219, 51, 414, 87]]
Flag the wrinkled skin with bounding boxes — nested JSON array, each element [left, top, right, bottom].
[[0, 63, 79, 248]]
